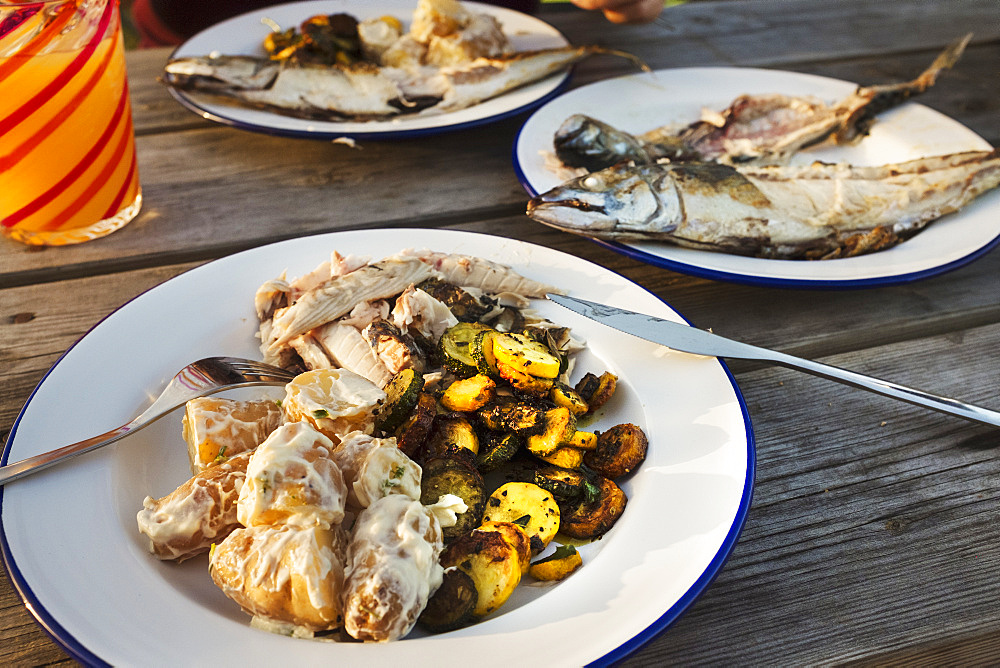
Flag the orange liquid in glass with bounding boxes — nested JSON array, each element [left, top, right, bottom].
[[0, 0, 142, 245]]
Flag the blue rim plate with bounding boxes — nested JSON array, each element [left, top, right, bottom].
[[514, 67, 1000, 289], [167, 0, 572, 140], [1, 229, 753, 665]]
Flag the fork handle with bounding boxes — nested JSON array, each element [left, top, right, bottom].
[[0, 422, 138, 486], [760, 348, 1000, 428]]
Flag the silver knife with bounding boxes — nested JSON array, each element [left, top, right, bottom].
[[547, 293, 1000, 428]]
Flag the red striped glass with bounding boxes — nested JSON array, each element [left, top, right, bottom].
[[1, 0, 141, 245]]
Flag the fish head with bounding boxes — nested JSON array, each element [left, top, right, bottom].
[[162, 55, 280, 92], [527, 163, 681, 238], [553, 114, 649, 171]]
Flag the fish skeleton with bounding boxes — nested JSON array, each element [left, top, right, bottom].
[[526, 149, 1000, 260], [162, 46, 627, 122], [553, 34, 972, 171]]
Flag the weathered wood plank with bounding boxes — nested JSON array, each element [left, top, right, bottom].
[[128, 1, 1000, 136], [623, 321, 1000, 665]]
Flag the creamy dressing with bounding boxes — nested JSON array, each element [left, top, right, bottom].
[[237, 422, 347, 529], [332, 431, 422, 509], [182, 397, 283, 473], [136, 450, 252, 561], [342, 495, 444, 641], [282, 368, 386, 439], [210, 523, 348, 630]]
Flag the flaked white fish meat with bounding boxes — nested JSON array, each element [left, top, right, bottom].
[[395, 249, 562, 297], [553, 34, 971, 170], [162, 46, 623, 122], [267, 257, 438, 351], [527, 149, 1000, 259], [313, 322, 394, 388]]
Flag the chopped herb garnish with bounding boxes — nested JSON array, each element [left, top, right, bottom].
[[312, 408, 330, 419]]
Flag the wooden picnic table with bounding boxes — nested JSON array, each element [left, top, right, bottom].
[[2, 0, 999, 664]]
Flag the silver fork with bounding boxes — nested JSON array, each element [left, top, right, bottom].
[[1, 357, 296, 486]]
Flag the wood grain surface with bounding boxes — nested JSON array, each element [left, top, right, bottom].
[[2, 0, 998, 665]]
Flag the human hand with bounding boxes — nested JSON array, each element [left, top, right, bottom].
[[569, 0, 664, 24]]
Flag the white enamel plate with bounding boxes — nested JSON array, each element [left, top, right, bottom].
[[168, 0, 571, 140], [514, 67, 1000, 288], [1, 229, 753, 666]]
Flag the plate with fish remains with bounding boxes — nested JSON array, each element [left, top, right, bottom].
[[514, 67, 1000, 288], [167, 0, 572, 140], [2, 228, 752, 666]]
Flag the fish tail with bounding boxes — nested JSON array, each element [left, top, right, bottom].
[[837, 33, 972, 142], [585, 46, 651, 72]]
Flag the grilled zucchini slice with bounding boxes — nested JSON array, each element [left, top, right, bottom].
[[549, 382, 589, 416], [420, 451, 486, 542], [478, 521, 532, 574], [471, 328, 502, 380], [476, 431, 521, 473], [566, 430, 598, 451], [477, 399, 546, 434], [440, 528, 522, 617], [558, 476, 627, 539], [418, 567, 478, 633], [440, 374, 496, 412], [439, 322, 493, 377], [529, 544, 582, 581], [426, 414, 480, 457], [575, 371, 618, 414], [374, 368, 424, 434], [525, 407, 576, 457], [536, 445, 585, 470], [584, 422, 648, 479], [482, 482, 560, 553], [393, 391, 437, 458], [492, 332, 562, 379], [515, 462, 599, 503], [497, 361, 553, 397]]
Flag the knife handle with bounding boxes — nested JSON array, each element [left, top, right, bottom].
[[760, 348, 1000, 428]]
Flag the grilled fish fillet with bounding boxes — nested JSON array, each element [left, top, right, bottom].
[[527, 149, 1000, 259]]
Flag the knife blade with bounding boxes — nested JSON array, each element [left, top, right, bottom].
[[547, 293, 1000, 428]]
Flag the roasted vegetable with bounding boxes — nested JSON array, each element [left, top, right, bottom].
[[549, 382, 589, 416], [558, 476, 627, 539], [496, 361, 554, 396], [477, 399, 546, 434], [393, 391, 437, 458], [525, 407, 576, 457], [479, 521, 532, 574], [471, 328, 502, 380], [476, 431, 521, 473], [439, 322, 493, 377], [575, 371, 618, 414], [440, 374, 496, 412], [529, 544, 582, 581], [440, 528, 522, 617], [418, 568, 478, 633], [585, 423, 648, 479], [426, 414, 480, 457], [566, 430, 598, 450], [374, 368, 424, 434], [492, 332, 562, 379], [482, 482, 560, 554], [513, 462, 600, 503], [420, 451, 486, 541], [536, 445, 585, 470]]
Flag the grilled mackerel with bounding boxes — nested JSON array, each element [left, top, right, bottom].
[[527, 149, 1000, 260], [553, 34, 972, 170]]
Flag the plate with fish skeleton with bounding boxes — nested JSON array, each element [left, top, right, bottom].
[[1, 228, 753, 665], [166, 0, 573, 140], [514, 67, 1000, 288]]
